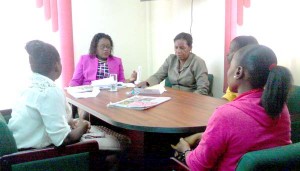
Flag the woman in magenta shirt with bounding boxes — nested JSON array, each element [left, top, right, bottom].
[[172, 44, 293, 171], [69, 33, 136, 86]]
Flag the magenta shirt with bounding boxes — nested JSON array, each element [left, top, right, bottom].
[[69, 54, 125, 86], [186, 89, 291, 171]]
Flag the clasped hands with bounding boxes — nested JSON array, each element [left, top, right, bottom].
[[171, 133, 202, 159], [69, 118, 91, 131]]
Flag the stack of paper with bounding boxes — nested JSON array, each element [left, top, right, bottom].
[[133, 84, 166, 95], [91, 78, 126, 89], [66, 85, 100, 98], [107, 95, 171, 110]]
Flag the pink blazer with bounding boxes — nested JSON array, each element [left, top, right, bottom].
[[69, 54, 125, 86]]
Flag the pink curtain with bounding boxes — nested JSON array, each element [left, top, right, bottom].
[[224, 0, 251, 91], [35, 0, 74, 87]]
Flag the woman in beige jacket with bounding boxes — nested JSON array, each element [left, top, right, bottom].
[[137, 32, 209, 95]]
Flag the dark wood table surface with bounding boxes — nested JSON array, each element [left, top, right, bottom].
[[66, 87, 227, 170], [65, 87, 227, 133]]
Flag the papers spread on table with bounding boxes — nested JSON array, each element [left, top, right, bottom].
[[107, 95, 171, 110], [133, 84, 166, 95], [91, 78, 126, 89], [66, 85, 100, 98]]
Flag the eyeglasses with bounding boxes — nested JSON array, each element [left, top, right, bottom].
[[98, 45, 112, 50]]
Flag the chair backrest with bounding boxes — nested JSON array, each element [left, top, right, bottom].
[[11, 152, 90, 171], [165, 77, 172, 88], [207, 74, 214, 97], [287, 85, 300, 115], [0, 114, 18, 157], [164, 74, 214, 96], [287, 85, 300, 143], [291, 120, 300, 143], [236, 142, 300, 171]]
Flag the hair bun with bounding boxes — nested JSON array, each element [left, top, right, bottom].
[[25, 40, 46, 57]]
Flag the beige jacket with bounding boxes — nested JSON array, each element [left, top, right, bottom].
[[147, 53, 209, 95]]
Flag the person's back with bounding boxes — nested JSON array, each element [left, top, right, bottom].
[[9, 73, 71, 148], [196, 90, 291, 170], [173, 44, 293, 171], [8, 40, 89, 149]]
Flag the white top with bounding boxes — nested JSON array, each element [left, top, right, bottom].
[[8, 73, 71, 149]]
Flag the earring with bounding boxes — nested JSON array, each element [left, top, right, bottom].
[[234, 75, 237, 79]]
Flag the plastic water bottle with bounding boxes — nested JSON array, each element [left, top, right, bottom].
[[135, 66, 142, 84]]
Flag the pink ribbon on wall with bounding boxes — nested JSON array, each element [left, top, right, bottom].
[[50, 0, 58, 32], [57, 0, 75, 87], [237, 0, 243, 25], [243, 0, 251, 8], [43, 0, 51, 20], [36, 0, 43, 8]]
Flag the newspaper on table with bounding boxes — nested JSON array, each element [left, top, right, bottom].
[[107, 95, 171, 110]]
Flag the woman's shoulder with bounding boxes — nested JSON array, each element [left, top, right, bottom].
[[80, 54, 95, 59], [213, 103, 243, 119], [78, 55, 97, 64], [166, 54, 177, 61], [190, 53, 205, 62], [109, 55, 121, 59]]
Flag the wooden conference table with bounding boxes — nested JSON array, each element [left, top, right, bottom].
[[66, 87, 226, 133], [65, 87, 226, 170]]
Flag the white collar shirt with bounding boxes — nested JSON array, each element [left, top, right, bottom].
[[8, 73, 71, 149]]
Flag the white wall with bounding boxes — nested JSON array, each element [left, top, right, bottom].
[[1, 0, 299, 108], [145, 0, 225, 97], [238, 0, 300, 85], [72, 0, 148, 81], [73, 0, 300, 98], [72, 0, 226, 98], [0, 0, 59, 108]]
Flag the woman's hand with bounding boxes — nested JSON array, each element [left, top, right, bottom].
[[70, 118, 90, 130], [183, 133, 202, 148], [171, 138, 191, 155], [171, 133, 202, 154], [129, 70, 137, 82], [78, 119, 91, 130], [135, 81, 149, 88]]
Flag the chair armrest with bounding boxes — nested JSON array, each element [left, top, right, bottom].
[[0, 109, 12, 123], [170, 157, 190, 171], [0, 141, 99, 170], [0, 109, 12, 115], [291, 113, 300, 122]]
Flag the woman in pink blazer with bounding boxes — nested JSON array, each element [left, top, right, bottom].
[[69, 33, 136, 86]]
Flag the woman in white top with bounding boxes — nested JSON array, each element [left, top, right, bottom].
[[8, 40, 90, 149]]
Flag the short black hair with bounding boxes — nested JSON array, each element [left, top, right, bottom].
[[227, 36, 258, 63], [89, 33, 114, 56], [25, 40, 60, 76], [174, 32, 193, 47]]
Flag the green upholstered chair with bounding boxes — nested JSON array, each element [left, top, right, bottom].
[[170, 143, 300, 171], [0, 110, 101, 171], [287, 85, 300, 143], [236, 142, 300, 171], [287, 85, 300, 115], [165, 77, 172, 88], [164, 74, 214, 96], [207, 74, 214, 97]]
